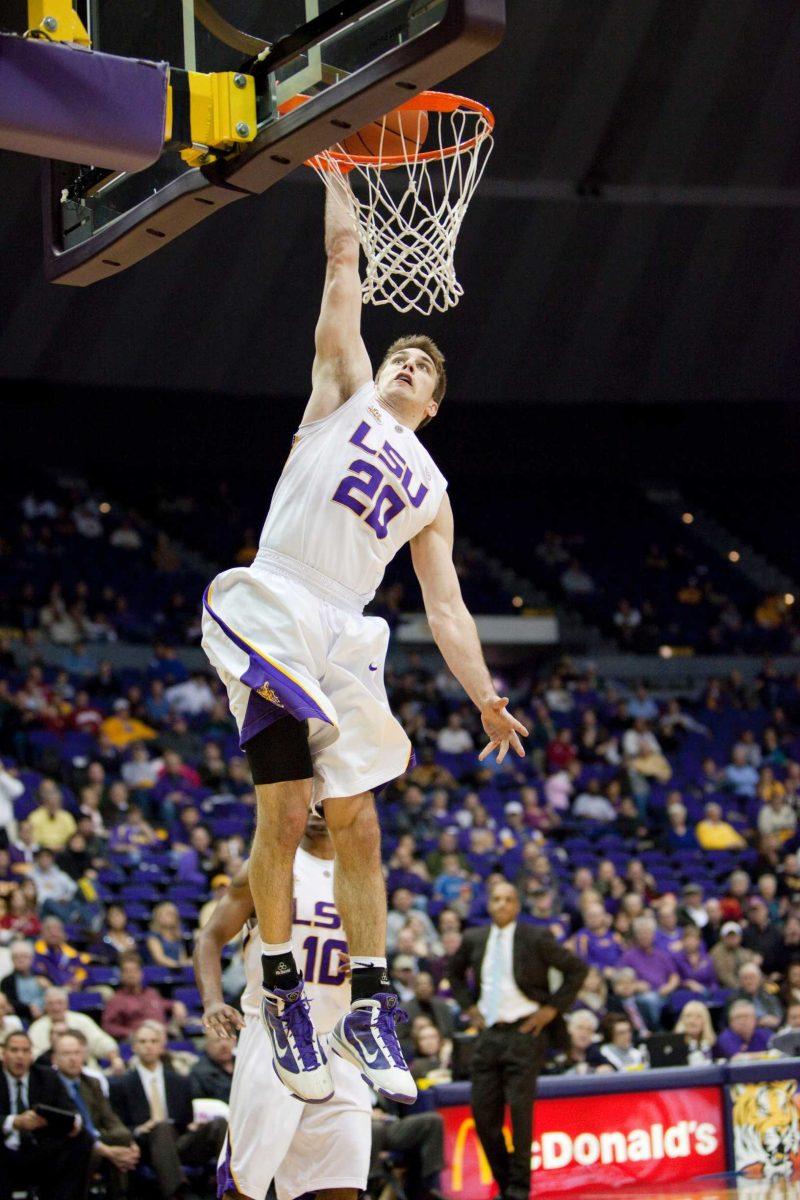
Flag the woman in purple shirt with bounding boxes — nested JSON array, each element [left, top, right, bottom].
[[671, 925, 717, 991], [670, 925, 731, 1015]]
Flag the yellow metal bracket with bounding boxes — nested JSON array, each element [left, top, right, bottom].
[[165, 70, 256, 167], [26, 0, 91, 46]]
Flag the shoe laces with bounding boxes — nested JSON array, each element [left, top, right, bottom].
[[372, 993, 410, 1069], [278, 990, 323, 1071]]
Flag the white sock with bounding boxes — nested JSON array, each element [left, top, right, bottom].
[[261, 940, 293, 957], [351, 956, 388, 970]]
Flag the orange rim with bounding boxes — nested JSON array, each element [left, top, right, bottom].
[[278, 90, 494, 170]]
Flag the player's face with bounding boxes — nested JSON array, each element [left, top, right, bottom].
[[377, 348, 438, 423]]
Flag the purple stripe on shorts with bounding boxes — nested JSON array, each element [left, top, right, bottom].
[[203, 585, 333, 748], [216, 1138, 235, 1199]]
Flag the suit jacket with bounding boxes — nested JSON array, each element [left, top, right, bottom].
[[77, 1074, 132, 1146], [397, 996, 455, 1043], [0, 973, 41, 1023], [448, 923, 587, 1051], [109, 1065, 194, 1135], [189, 1054, 233, 1103], [0, 1064, 79, 1143]]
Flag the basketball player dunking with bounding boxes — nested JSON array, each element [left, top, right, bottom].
[[195, 812, 370, 1200], [201, 181, 527, 1105]]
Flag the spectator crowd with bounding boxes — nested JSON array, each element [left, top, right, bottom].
[[3, 488, 800, 1197]]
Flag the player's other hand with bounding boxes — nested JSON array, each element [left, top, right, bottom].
[[202, 1001, 244, 1038], [479, 696, 528, 764]]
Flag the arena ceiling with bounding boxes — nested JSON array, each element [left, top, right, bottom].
[[1, 0, 798, 404]]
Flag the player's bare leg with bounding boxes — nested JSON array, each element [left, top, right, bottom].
[[326, 792, 417, 1104], [325, 792, 386, 958], [251, 779, 309, 944], [252, 775, 333, 1103]]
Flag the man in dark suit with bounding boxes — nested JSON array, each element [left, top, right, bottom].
[[188, 1029, 234, 1103], [52, 1029, 139, 1198], [369, 1093, 445, 1200], [109, 1020, 226, 1200], [0, 1029, 94, 1200], [449, 880, 587, 1200], [397, 971, 455, 1053]]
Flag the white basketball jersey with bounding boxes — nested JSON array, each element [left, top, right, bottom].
[[241, 847, 350, 1033], [259, 383, 448, 604]]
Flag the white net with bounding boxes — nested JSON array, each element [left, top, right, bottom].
[[309, 96, 494, 315]]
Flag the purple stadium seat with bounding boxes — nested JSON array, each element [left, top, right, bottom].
[[120, 885, 162, 903], [69, 991, 104, 1013], [211, 817, 248, 838], [124, 903, 152, 922], [142, 966, 176, 986], [173, 986, 202, 1012], [85, 966, 120, 987]]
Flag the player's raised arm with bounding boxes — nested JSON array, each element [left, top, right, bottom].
[[302, 183, 373, 426], [411, 494, 528, 763], [193, 862, 253, 1038]]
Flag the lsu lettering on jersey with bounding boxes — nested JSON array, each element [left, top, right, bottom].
[[241, 847, 349, 1034], [259, 382, 448, 604]]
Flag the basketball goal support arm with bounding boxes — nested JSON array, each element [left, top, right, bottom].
[[0, 0, 258, 170]]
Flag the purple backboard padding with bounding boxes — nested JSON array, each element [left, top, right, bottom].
[[0, 34, 167, 171]]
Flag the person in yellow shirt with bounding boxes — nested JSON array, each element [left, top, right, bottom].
[[28, 780, 77, 851], [100, 698, 157, 749], [695, 801, 746, 851]]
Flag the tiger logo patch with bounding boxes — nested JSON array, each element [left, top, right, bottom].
[[732, 1080, 800, 1178]]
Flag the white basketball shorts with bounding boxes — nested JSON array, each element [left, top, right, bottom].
[[201, 550, 413, 804], [217, 1016, 372, 1200]]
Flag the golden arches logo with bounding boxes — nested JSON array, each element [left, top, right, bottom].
[[451, 1118, 513, 1192]]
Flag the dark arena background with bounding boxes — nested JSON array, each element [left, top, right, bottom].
[[1, 2, 800, 1199]]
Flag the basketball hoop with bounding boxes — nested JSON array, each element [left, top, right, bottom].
[[287, 92, 494, 315]]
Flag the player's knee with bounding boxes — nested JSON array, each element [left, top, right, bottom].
[[325, 793, 381, 860], [255, 790, 308, 852]]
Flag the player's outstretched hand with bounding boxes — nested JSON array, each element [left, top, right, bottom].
[[202, 1001, 244, 1038], [479, 696, 528, 764]]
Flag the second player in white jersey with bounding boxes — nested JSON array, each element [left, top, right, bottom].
[[240, 845, 350, 1033], [195, 830, 371, 1200]]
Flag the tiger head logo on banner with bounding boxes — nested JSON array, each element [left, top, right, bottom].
[[732, 1080, 800, 1179]]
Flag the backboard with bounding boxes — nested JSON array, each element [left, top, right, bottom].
[[39, 0, 505, 284]]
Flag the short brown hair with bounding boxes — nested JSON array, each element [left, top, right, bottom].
[[378, 335, 446, 428], [55, 1028, 88, 1047]]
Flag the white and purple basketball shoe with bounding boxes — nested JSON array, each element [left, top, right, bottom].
[[261, 980, 333, 1103], [330, 992, 417, 1104]]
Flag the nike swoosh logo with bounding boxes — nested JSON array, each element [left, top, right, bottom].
[[369, 663, 379, 672], [351, 1031, 381, 1065]]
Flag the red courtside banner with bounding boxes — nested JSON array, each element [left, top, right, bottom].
[[441, 1086, 726, 1196]]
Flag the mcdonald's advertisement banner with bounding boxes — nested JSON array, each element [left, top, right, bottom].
[[441, 1086, 726, 1196]]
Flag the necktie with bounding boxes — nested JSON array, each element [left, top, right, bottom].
[[15, 1080, 24, 1115], [148, 1074, 165, 1122], [69, 1079, 98, 1139], [483, 930, 505, 1027]]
